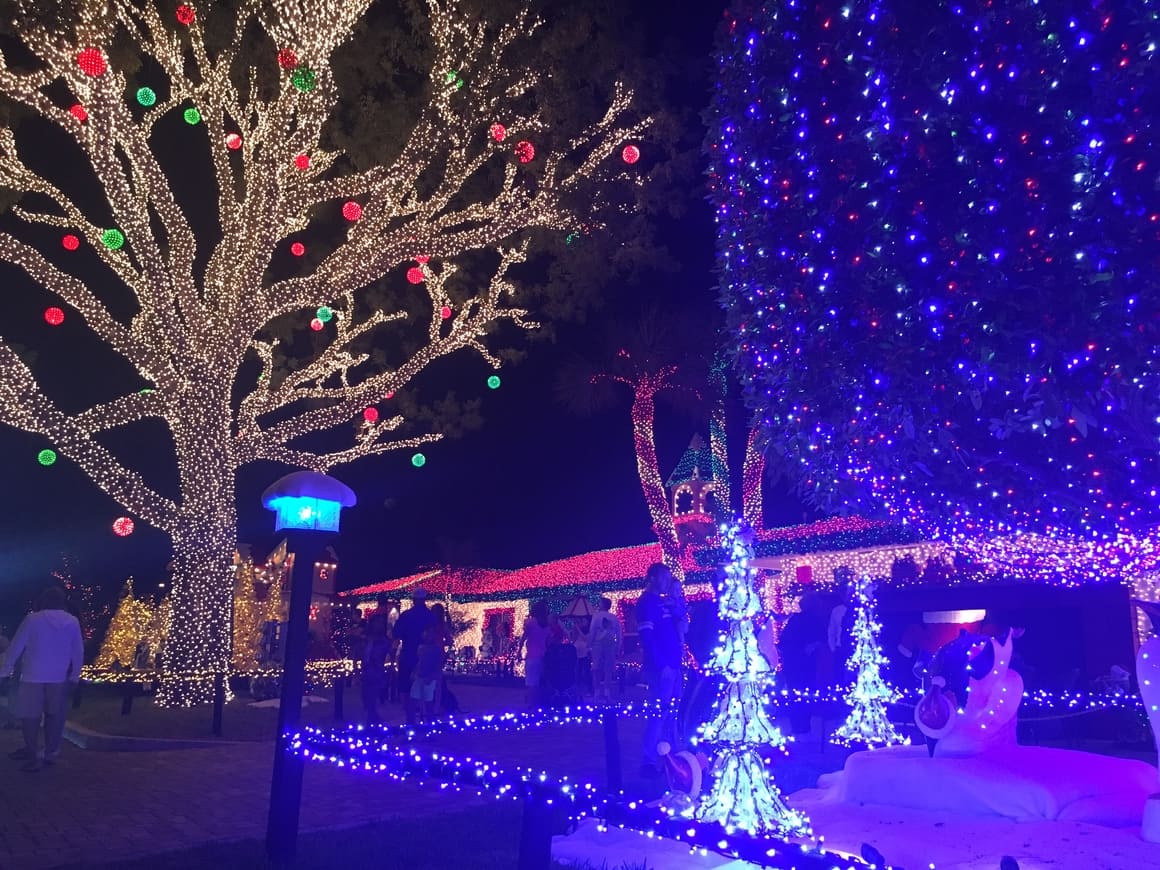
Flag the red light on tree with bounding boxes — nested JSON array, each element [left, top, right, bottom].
[[112, 517, 135, 537], [277, 48, 298, 70], [363, 407, 379, 422], [406, 266, 424, 284], [310, 317, 324, 331], [290, 242, 305, 256], [76, 49, 106, 76], [622, 144, 641, 164], [342, 201, 362, 221], [175, 4, 195, 25], [225, 132, 242, 150], [69, 104, 88, 123], [490, 123, 506, 142], [294, 153, 310, 170], [44, 307, 65, 326], [61, 234, 80, 251], [514, 140, 535, 163], [440, 306, 452, 319]]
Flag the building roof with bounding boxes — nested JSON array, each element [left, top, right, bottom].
[[665, 434, 714, 489], [341, 517, 904, 603]]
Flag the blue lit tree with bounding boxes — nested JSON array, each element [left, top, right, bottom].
[[696, 521, 810, 836], [831, 575, 907, 748], [709, 2, 1160, 563]]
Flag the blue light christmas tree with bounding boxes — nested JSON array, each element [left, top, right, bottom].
[[831, 574, 908, 748], [696, 521, 810, 836], [709, 1, 1160, 568]]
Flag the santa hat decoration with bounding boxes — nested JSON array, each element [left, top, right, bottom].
[[657, 741, 707, 799]]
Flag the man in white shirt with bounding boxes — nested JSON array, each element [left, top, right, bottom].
[[0, 586, 84, 771]]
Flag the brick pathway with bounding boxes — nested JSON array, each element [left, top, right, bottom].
[[0, 734, 491, 869]]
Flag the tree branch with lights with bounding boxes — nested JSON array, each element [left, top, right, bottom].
[[0, 0, 648, 704]]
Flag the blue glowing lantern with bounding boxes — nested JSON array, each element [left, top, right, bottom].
[[261, 470, 356, 532]]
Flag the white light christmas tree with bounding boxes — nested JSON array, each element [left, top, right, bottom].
[[0, 1, 646, 705], [831, 574, 909, 748], [696, 520, 810, 836]]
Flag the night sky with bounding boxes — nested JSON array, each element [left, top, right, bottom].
[[0, 1, 808, 622]]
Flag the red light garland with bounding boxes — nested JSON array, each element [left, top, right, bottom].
[[61, 234, 80, 251], [112, 517, 135, 537], [406, 266, 425, 284], [514, 140, 535, 163], [621, 144, 640, 164], [342, 201, 362, 221], [44, 307, 65, 326], [489, 123, 506, 142], [175, 4, 195, 26]]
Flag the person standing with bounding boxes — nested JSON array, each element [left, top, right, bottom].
[[588, 598, 622, 700], [410, 625, 444, 721], [0, 586, 84, 771], [519, 601, 553, 706], [392, 588, 434, 725], [360, 613, 391, 725], [637, 563, 685, 775]]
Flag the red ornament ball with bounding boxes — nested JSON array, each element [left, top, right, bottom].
[[69, 104, 88, 123], [514, 140, 535, 164], [310, 317, 324, 331], [363, 407, 379, 423], [342, 201, 362, 221], [622, 144, 641, 164], [440, 305, 452, 319], [385, 391, 395, 400], [112, 516, 135, 537], [406, 266, 424, 284], [290, 241, 305, 257], [44, 307, 65, 326], [61, 234, 80, 251], [225, 132, 242, 150], [175, 4, 195, 25], [415, 255, 430, 264], [277, 48, 298, 70], [76, 49, 106, 77], [294, 153, 310, 170], [489, 123, 506, 142]]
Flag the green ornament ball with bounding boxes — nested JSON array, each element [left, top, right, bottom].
[[411, 453, 427, 468], [291, 65, 316, 92], [183, 107, 201, 125], [136, 87, 156, 107], [316, 306, 333, 323], [487, 374, 501, 390], [101, 228, 125, 250], [37, 449, 57, 467]]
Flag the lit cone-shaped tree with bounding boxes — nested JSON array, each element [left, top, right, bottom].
[[831, 574, 908, 748], [696, 520, 810, 836], [0, 1, 647, 704], [95, 579, 156, 668]]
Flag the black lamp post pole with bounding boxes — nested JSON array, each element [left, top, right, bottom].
[[265, 533, 327, 867]]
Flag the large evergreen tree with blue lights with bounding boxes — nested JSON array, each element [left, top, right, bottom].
[[709, 1, 1160, 565]]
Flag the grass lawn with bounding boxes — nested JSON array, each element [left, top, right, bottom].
[[64, 679, 536, 742], [53, 801, 651, 870]]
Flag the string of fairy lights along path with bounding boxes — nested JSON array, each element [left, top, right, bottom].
[[0, 1, 648, 705]]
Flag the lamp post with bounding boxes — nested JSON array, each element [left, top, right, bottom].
[[262, 471, 356, 867]]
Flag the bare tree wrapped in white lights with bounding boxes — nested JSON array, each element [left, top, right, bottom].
[[696, 520, 810, 836], [831, 574, 909, 748], [0, 0, 647, 705]]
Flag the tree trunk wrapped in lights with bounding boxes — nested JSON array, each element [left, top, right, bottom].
[[831, 574, 909, 748], [696, 520, 810, 836], [0, 0, 647, 705]]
